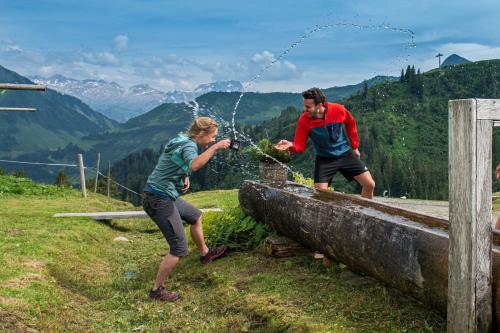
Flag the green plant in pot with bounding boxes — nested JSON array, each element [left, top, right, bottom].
[[248, 139, 291, 181]]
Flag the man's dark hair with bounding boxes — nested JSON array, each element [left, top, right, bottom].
[[302, 88, 326, 105]]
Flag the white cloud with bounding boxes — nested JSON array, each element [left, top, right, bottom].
[[1, 39, 303, 92], [81, 51, 120, 66], [436, 43, 500, 61], [113, 35, 129, 52], [0, 39, 22, 52], [38, 65, 56, 76], [207, 50, 302, 83]]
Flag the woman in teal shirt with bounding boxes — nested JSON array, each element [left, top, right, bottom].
[[143, 117, 230, 301]]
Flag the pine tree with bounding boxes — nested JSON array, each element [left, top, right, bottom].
[[362, 81, 368, 100], [55, 170, 71, 187], [12, 169, 27, 178]]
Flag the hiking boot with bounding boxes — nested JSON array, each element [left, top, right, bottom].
[[148, 286, 180, 302], [200, 245, 228, 265]]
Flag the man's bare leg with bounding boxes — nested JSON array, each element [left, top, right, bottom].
[[354, 171, 375, 199], [314, 182, 329, 190]]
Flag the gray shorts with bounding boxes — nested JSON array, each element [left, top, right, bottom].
[[142, 193, 202, 257]]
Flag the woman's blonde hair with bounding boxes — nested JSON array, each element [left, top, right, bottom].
[[187, 117, 218, 138]]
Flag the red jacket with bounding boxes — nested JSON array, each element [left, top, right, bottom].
[[290, 102, 359, 157]]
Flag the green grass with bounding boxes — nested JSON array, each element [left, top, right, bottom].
[[0, 176, 446, 332]]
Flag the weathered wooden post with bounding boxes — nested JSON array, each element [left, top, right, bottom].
[[94, 153, 100, 193], [77, 154, 87, 198], [107, 161, 111, 197], [448, 99, 500, 332]]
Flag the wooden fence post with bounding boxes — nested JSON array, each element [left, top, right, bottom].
[[448, 99, 493, 332], [107, 161, 111, 197], [77, 154, 87, 198], [94, 153, 100, 193]]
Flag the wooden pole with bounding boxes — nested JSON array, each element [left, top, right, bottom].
[[0, 83, 46, 91], [0, 107, 37, 112], [107, 161, 111, 197], [448, 99, 492, 332], [77, 154, 87, 198], [94, 153, 100, 193]]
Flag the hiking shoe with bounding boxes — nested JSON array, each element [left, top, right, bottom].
[[200, 245, 228, 265], [148, 286, 180, 302]]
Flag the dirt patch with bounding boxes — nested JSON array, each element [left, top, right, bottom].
[[2, 273, 44, 289], [2, 228, 25, 236], [0, 309, 36, 333], [234, 278, 251, 290], [0, 296, 28, 309], [181, 272, 217, 288], [23, 259, 46, 270]]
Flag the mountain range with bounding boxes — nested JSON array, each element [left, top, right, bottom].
[[31, 75, 244, 122], [0, 65, 116, 160]]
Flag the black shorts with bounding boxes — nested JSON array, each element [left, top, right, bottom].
[[314, 152, 369, 184], [142, 193, 202, 257]]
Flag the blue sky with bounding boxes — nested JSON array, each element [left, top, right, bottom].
[[1, 0, 499, 92]]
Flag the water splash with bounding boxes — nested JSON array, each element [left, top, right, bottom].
[[230, 21, 416, 141], [184, 99, 200, 119], [182, 20, 417, 186]]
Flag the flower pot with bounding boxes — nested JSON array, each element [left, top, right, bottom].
[[259, 161, 288, 182]]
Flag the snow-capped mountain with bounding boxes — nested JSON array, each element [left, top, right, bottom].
[[194, 80, 243, 95], [31, 75, 243, 122]]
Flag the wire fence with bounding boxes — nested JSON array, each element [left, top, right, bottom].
[[0, 158, 142, 197]]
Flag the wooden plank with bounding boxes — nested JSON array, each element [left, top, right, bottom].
[[476, 99, 500, 120], [0, 107, 37, 112], [0, 83, 46, 91], [448, 99, 492, 332], [264, 236, 312, 257], [53, 209, 223, 220]]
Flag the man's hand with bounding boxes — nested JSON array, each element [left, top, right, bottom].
[[213, 139, 231, 151], [352, 149, 361, 158], [275, 140, 293, 151], [181, 176, 190, 193], [496, 165, 500, 179]]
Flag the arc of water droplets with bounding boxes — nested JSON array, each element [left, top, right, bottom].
[[183, 21, 416, 180], [230, 21, 415, 140], [226, 21, 415, 174]]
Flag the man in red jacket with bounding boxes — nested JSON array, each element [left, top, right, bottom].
[[275, 87, 375, 199]]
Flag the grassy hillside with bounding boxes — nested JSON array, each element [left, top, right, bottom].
[[0, 175, 446, 332]]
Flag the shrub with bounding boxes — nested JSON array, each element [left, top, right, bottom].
[[247, 139, 291, 164], [203, 208, 275, 251], [292, 172, 334, 191]]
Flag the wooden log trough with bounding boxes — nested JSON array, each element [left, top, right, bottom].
[[238, 180, 500, 329]]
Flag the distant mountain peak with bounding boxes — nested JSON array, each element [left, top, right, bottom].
[[441, 54, 471, 67], [193, 80, 243, 94], [29, 75, 244, 122]]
